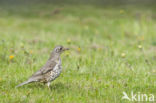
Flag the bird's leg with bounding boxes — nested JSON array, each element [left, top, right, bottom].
[[46, 82, 51, 89]]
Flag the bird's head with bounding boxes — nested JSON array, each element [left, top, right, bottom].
[[53, 45, 69, 54], [49, 45, 69, 60]]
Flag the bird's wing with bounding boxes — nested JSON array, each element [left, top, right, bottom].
[[41, 60, 57, 74], [29, 60, 57, 80]]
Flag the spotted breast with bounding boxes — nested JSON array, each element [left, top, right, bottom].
[[48, 58, 62, 82]]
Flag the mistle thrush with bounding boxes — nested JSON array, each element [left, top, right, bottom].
[[16, 45, 69, 88]]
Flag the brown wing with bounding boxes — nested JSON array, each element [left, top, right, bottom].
[[28, 60, 57, 81]]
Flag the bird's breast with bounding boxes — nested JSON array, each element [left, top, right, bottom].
[[49, 59, 62, 81]]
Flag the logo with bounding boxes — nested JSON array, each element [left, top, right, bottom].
[[122, 91, 155, 102]]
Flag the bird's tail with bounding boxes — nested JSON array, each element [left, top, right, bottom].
[[16, 80, 32, 88]]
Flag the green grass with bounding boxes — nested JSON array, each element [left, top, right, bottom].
[[0, 0, 156, 103]]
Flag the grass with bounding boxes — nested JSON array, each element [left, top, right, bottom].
[[0, 0, 156, 103]]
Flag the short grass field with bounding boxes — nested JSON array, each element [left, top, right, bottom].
[[0, 0, 156, 103]]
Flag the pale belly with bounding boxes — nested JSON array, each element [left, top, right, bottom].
[[49, 64, 62, 82]]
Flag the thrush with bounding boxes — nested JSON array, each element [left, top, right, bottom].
[[16, 45, 69, 88]]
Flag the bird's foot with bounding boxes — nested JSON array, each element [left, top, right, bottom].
[[46, 82, 51, 89]]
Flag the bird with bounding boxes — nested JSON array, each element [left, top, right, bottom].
[[16, 45, 69, 88]]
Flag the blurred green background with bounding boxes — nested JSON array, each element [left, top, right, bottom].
[[0, 0, 155, 103]]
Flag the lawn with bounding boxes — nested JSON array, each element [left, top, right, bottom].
[[0, 0, 155, 103]]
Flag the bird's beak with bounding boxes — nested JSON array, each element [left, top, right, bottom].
[[63, 47, 69, 51]]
